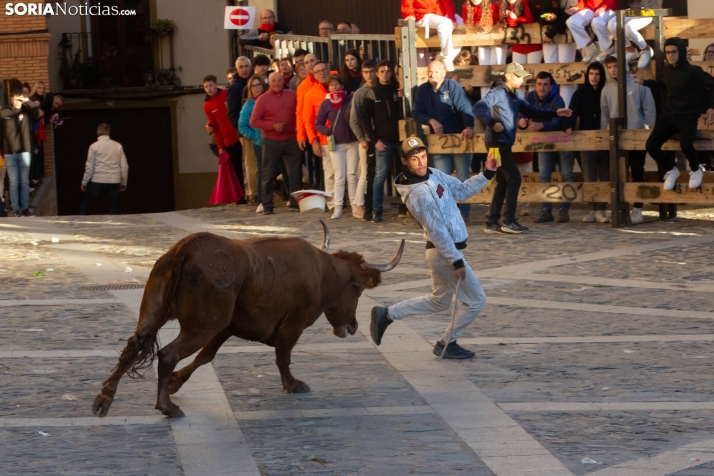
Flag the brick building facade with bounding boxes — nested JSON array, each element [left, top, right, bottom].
[[0, 0, 54, 175]]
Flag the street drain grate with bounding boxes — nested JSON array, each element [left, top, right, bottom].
[[80, 283, 146, 291]]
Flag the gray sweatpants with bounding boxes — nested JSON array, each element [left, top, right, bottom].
[[388, 249, 486, 344]]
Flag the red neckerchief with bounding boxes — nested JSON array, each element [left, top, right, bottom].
[[260, 23, 275, 33], [329, 90, 347, 110]]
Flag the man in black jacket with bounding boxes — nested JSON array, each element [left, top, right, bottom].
[[227, 56, 253, 131], [645, 38, 714, 191], [238, 9, 291, 49], [1, 90, 42, 217], [359, 61, 403, 223]]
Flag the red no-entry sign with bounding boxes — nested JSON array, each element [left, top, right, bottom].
[[224, 6, 255, 30]]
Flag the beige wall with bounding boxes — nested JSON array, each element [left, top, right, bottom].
[[688, 0, 712, 61], [45, 0, 84, 92], [175, 94, 219, 174]]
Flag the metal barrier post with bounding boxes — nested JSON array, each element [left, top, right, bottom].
[[609, 117, 628, 227]]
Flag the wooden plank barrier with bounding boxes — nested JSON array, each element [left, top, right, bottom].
[[461, 182, 610, 204], [624, 183, 714, 204], [403, 18, 714, 48]]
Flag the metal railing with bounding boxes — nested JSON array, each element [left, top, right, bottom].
[[273, 34, 331, 63], [242, 45, 274, 60]]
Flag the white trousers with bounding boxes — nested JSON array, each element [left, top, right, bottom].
[[321, 144, 335, 208], [543, 42, 577, 107], [566, 9, 617, 49], [512, 50, 543, 96], [417, 14, 458, 61], [590, 10, 617, 50], [329, 141, 360, 209], [478, 45, 507, 98], [355, 144, 367, 207], [606, 16, 652, 50], [388, 249, 487, 344]]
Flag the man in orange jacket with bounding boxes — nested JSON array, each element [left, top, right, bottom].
[[303, 61, 334, 208], [296, 54, 318, 150], [402, 0, 459, 70]]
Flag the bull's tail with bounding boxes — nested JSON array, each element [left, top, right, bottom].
[[93, 234, 198, 417]]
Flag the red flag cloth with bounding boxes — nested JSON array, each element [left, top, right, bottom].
[[209, 151, 244, 205]]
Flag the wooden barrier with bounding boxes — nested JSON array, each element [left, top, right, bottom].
[[624, 183, 714, 204], [461, 182, 611, 204], [403, 18, 714, 48]]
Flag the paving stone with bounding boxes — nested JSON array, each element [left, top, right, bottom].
[[669, 460, 714, 475]]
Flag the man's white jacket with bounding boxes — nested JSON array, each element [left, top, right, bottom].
[[394, 168, 489, 266], [82, 135, 129, 186]]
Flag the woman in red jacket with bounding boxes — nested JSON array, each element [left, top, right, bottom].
[[463, 0, 505, 98], [402, 0, 460, 70], [565, 0, 618, 63], [501, 0, 541, 95]]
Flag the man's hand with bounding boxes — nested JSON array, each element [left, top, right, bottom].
[[518, 117, 529, 129], [631, 74, 644, 85], [258, 32, 269, 41], [485, 156, 499, 171], [205, 122, 213, 132], [462, 127, 474, 139], [543, 13, 556, 21], [273, 123, 285, 132], [556, 108, 572, 117], [429, 119, 444, 136], [397, 88, 404, 98], [454, 267, 466, 281], [120, 185, 127, 192], [707, 108, 714, 126], [542, 35, 553, 43], [298, 140, 307, 151], [375, 139, 387, 152], [404, 15, 416, 22], [564, 7, 578, 15], [218, 148, 224, 155], [312, 140, 323, 157], [527, 122, 544, 132], [493, 122, 505, 133], [80, 184, 87, 192], [360, 140, 369, 150], [595, 7, 605, 15], [565, 128, 573, 135]]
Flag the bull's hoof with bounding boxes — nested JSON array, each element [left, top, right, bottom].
[[92, 393, 113, 418], [288, 380, 311, 394], [157, 402, 185, 418], [167, 407, 185, 418], [168, 374, 184, 395]]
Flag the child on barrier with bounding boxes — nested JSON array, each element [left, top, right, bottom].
[[462, 0, 506, 98], [565, 0, 618, 63], [596, 0, 662, 68], [402, 0, 461, 71]]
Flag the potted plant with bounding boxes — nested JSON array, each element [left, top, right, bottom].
[[59, 50, 82, 89], [150, 19, 176, 37]]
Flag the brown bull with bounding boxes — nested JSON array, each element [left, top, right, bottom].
[[92, 220, 404, 418]]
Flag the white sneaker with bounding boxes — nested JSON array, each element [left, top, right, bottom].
[[583, 210, 596, 223], [256, 203, 264, 213], [443, 57, 455, 72], [689, 165, 705, 189], [595, 210, 611, 223], [625, 50, 639, 63], [663, 166, 680, 190], [582, 43, 599, 63], [331, 207, 342, 219], [595, 45, 615, 62], [630, 207, 643, 224], [637, 46, 653, 69]]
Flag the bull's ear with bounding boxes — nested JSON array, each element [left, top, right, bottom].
[[361, 268, 382, 289]]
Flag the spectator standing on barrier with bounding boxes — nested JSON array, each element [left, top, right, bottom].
[[227, 56, 253, 130], [474, 63, 572, 234], [564, 61, 609, 223], [250, 72, 302, 214], [462, 0, 505, 99], [316, 74, 360, 219], [524, 72, 573, 224], [359, 61, 403, 223], [350, 60, 378, 221], [304, 62, 336, 209], [341, 49, 363, 94], [413, 60, 476, 221], [503, 0, 542, 94], [239, 9, 291, 49], [80, 123, 128, 215], [239, 74, 268, 210], [252, 55, 271, 84], [532, 0, 578, 106], [402, 0, 461, 71], [204, 75, 246, 203], [596, 0, 661, 67], [601, 55, 655, 224], [318, 20, 334, 37], [644, 38, 714, 192], [0, 90, 42, 217], [566, 0, 618, 63], [370, 136, 499, 359]]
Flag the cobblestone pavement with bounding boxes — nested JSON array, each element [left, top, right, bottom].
[[1, 203, 714, 475]]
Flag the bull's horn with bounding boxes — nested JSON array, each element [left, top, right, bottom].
[[319, 219, 330, 252], [361, 239, 405, 272]]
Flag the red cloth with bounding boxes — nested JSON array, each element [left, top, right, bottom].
[[260, 22, 275, 33], [209, 151, 244, 205], [401, 0, 456, 22], [576, 0, 617, 10], [461, 1, 500, 27], [250, 88, 298, 142], [283, 73, 294, 87], [513, 152, 533, 165], [203, 89, 239, 150], [329, 90, 346, 110], [503, 1, 542, 55]]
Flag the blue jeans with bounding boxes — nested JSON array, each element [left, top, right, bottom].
[[431, 153, 473, 218], [373, 142, 397, 213], [538, 151, 574, 212], [80, 182, 120, 215], [5, 152, 31, 212]]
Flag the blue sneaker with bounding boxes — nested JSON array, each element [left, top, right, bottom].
[[501, 221, 528, 234], [370, 306, 392, 345]]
